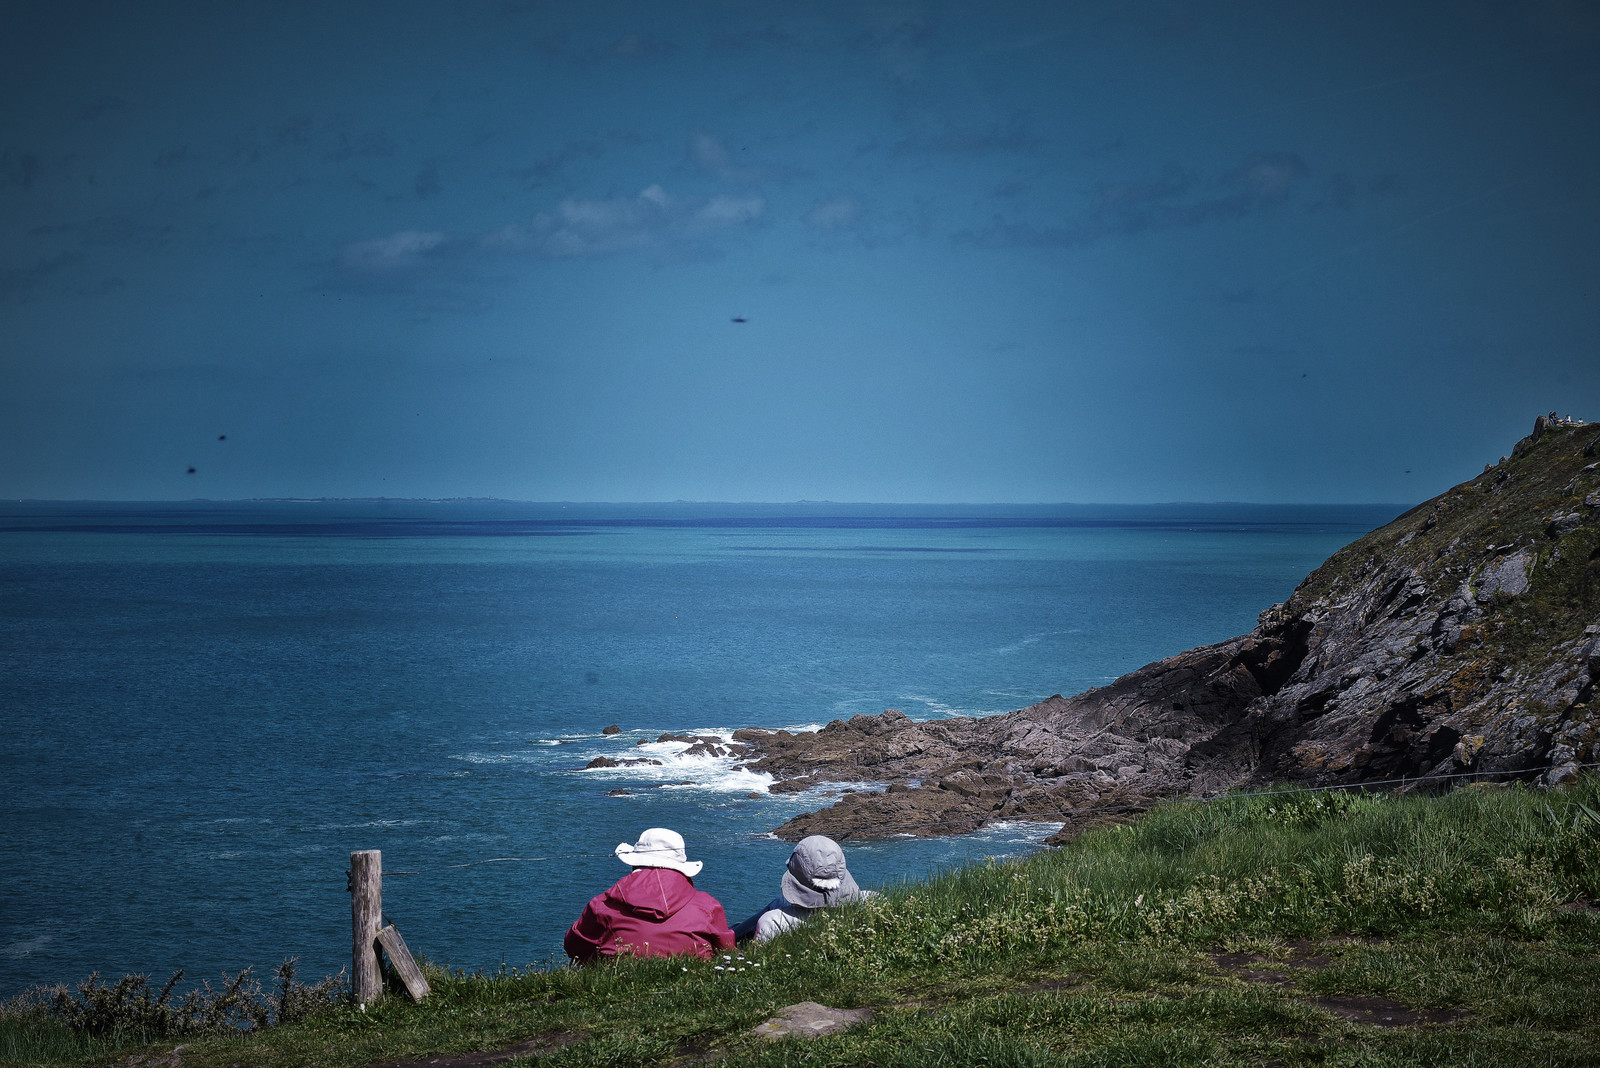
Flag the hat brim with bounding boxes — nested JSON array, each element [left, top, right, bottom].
[[615, 843, 703, 879], [781, 867, 861, 909]]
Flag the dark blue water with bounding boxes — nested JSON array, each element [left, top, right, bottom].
[[0, 501, 1398, 996]]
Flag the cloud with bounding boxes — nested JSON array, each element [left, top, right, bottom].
[[414, 165, 442, 198], [272, 116, 314, 148], [76, 216, 180, 248], [340, 230, 451, 273], [529, 30, 675, 66], [1224, 153, 1308, 201], [0, 212, 176, 304], [608, 33, 672, 62], [888, 117, 1041, 157], [77, 96, 127, 124], [325, 130, 397, 162], [513, 132, 640, 188], [956, 153, 1312, 249], [687, 130, 795, 184], [482, 184, 765, 258], [804, 195, 863, 231], [799, 192, 931, 248], [696, 193, 764, 227], [706, 26, 800, 54], [0, 148, 41, 191], [0, 251, 84, 305], [333, 184, 766, 298], [854, 15, 935, 86], [1312, 170, 1406, 212]]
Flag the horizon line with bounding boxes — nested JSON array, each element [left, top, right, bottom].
[[1, 496, 1413, 508]]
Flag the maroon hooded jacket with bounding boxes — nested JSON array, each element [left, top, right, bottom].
[[564, 867, 736, 963]]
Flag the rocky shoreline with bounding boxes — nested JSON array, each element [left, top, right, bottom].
[[733, 417, 1600, 842]]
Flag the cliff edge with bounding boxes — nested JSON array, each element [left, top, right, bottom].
[[737, 417, 1600, 842]]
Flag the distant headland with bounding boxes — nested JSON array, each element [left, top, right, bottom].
[[731, 415, 1600, 841]]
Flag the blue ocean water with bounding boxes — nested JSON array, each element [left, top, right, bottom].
[[0, 501, 1399, 997]]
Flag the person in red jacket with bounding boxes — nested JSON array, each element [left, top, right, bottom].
[[564, 827, 736, 964]]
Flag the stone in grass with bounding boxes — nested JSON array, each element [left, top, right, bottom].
[[112, 1046, 187, 1067], [753, 1002, 873, 1040]]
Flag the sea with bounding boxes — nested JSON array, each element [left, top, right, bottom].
[[0, 500, 1400, 997]]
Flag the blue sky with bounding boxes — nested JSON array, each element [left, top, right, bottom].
[[1, 0, 1596, 502]]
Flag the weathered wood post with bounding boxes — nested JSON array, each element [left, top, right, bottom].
[[377, 923, 431, 1001], [350, 849, 383, 1005]]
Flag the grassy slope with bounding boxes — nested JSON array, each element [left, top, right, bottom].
[[1291, 421, 1600, 664], [7, 777, 1600, 1068]]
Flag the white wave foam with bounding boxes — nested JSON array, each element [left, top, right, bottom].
[[311, 817, 440, 831], [2, 934, 53, 959], [990, 633, 1047, 657], [576, 730, 775, 794], [983, 689, 1044, 704], [969, 820, 1065, 843], [896, 694, 1011, 719], [528, 729, 655, 746], [453, 750, 556, 765]]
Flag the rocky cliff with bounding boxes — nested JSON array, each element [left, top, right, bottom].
[[736, 417, 1600, 842]]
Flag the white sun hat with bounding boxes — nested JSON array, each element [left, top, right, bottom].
[[614, 827, 703, 878]]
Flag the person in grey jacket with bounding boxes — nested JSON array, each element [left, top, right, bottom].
[[733, 834, 869, 943]]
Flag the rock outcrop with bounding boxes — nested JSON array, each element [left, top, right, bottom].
[[740, 418, 1600, 842]]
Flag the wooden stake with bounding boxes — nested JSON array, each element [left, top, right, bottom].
[[377, 924, 430, 1002], [350, 850, 383, 1005]]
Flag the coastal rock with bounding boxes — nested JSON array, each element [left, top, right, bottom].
[[601, 724, 621, 735], [1546, 512, 1585, 537], [742, 419, 1600, 841], [584, 756, 662, 769], [1475, 552, 1531, 600]]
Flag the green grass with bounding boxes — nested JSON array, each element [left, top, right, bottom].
[[7, 777, 1600, 1067], [1289, 422, 1600, 670]]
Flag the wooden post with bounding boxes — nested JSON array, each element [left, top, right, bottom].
[[377, 924, 430, 1002], [350, 850, 383, 1005]]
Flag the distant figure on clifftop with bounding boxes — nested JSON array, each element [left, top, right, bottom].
[[564, 827, 736, 963], [733, 834, 870, 943]]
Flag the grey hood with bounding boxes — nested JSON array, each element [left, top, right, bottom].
[[779, 835, 863, 909]]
